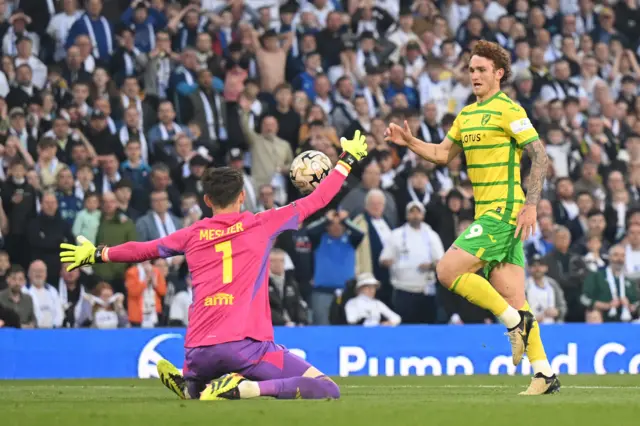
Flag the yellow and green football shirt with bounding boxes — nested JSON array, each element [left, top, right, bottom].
[[446, 91, 539, 225]]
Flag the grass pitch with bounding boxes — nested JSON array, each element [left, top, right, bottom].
[[2, 375, 639, 426]]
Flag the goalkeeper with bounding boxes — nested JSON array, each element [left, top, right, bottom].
[[60, 132, 367, 401]]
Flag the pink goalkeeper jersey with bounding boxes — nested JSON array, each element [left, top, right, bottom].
[[107, 167, 348, 348]]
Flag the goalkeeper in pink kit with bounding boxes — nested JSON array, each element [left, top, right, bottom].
[[60, 133, 368, 401]]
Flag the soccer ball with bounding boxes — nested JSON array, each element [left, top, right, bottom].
[[289, 150, 333, 194]]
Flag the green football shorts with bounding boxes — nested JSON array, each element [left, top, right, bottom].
[[453, 214, 525, 276]]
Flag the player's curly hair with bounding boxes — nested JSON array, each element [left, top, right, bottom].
[[471, 40, 512, 84]]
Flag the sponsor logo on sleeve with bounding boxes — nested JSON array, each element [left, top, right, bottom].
[[509, 118, 533, 134]]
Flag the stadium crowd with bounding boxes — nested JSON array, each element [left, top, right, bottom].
[[0, 0, 639, 329]]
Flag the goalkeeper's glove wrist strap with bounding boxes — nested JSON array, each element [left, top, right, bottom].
[[339, 151, 358, 169], [94, 245, 108, 264]]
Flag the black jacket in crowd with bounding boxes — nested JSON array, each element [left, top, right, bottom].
[[268, 273, 309, 326], [1, 179, 37, 236], [27, 213, 75, 285]]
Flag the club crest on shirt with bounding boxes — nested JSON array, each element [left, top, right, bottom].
[[481, 113, 491, 126]]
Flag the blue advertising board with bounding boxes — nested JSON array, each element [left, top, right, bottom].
[[0, 324, 639, 379]]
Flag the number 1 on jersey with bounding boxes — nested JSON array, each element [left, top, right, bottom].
[[214, 241, 233, 284]]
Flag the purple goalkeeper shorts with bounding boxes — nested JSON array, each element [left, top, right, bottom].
[[182, 338, 314, 398]]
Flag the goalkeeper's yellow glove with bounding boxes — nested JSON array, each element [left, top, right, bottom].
[[60, 236, 107, 272], [338, 130, 368, 170]]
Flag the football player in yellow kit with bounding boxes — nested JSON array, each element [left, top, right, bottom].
[[385, 40, 560, 395]]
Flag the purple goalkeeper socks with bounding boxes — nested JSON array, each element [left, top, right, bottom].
[[258, 376, 340, 399]]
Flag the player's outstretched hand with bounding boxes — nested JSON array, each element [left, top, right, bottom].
[[384, 120, 413, 146], [515, 205, 537, 242], [60, 236, 98, 272], [339, 130, 368, 162]]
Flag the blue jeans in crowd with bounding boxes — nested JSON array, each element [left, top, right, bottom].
[[311, 290, 336, 325]]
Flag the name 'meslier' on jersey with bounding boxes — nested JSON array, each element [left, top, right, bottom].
[[199, 222, 244, 241]]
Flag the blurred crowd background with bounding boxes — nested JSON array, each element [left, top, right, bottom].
[[0, 0, 639, 330]]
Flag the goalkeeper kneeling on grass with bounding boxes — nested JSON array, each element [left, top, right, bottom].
[[60, 131, 369, 401]]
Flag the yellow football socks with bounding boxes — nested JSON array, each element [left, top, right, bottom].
[[450, 273, 521, 329], [521, 302, 554, 376]]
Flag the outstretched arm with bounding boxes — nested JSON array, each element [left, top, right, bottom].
[[60, 229, 190, 272], [385, 120, 462, 166], [257, 164, 349, 236], [407, 135, 463, 166], [257, 131, 368, 236], [105, 228, 189, 263]]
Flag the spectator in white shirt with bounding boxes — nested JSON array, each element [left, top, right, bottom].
[[3, 10, 40, 57], [47, 0, 84, 63], [24, 259, 63, 328], [484, 0, 509, 28], [379, 201, 445, 324], [387, 9, 420, 63], [345, 273, 401, 326], [169, 275, 192, 327], [301, 0, 334, 27], [13, 37, 47, 89], [625, 223, 640, 282], [525, 254, 567, 323]]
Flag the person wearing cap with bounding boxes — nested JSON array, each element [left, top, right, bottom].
[[7, 107, 37, 160], [3, 10, 41, 57], [514, 67, 535, 118], [344, 272, 401, 326], [379, 200, 444, 324], [87, 108, 126, 162], [525, 254, 567, 324], [225, 148, 258, 213]]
